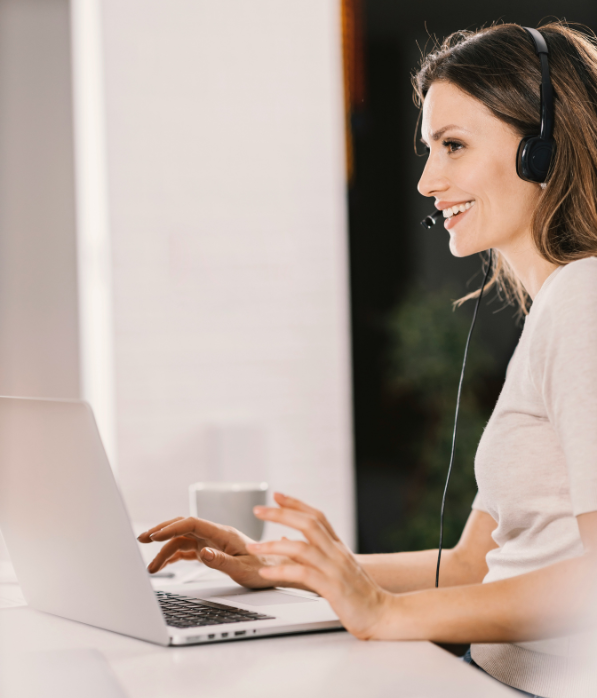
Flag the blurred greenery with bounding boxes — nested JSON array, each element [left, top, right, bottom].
[[382, 285, 498, 552]]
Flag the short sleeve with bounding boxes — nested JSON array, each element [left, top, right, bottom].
[[471, 492, 489, 513], [529, 259, 597, 516]]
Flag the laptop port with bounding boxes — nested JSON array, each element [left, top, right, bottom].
[[208, 634, 215, 639], [221, 633, 229, 638], [234, 631, 246, 636]]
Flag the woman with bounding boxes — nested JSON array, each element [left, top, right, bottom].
[[139, 22, 597, 697]]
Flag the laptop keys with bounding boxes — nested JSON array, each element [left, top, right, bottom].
[[155, 590, 275, 628]]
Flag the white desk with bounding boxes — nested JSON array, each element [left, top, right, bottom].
[[0, 567, 516, 698]]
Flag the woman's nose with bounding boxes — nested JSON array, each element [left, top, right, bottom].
[[417, 154, 448, 198]]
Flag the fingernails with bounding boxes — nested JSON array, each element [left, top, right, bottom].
[[149, 533, 159, 539], [253, 506, 264, 514], [201, 547, 215, 561], [248, 543, 261, 551]]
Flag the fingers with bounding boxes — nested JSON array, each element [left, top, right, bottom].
[[247, 539, 333, 573], [259, 564, 326, 594], [172, 550, 199, 562], [154, 549, 197, 567], [145, 516, 230, 546], [198, 547, 238, 574], [148, 536, 198, 573], [272, 493, 340, 541], [253, 505, 337, 556], [138, 517, 184, 543]]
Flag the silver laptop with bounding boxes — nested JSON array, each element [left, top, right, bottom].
[[0, 396, 341, 646]]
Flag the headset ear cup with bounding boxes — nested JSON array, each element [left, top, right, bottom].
[[516, 136, 531, 180], [517, 135, 554, 183]]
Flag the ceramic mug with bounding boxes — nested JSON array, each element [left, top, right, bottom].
[[188, 482, 268, 541]]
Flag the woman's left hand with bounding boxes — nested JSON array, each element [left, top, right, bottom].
[[247, 492, 392, 640]]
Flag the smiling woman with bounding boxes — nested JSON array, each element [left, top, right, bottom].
[[415, 21, 597, 314], [140, 21, 597, 698]]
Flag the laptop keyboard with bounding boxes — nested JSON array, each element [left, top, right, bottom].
[[155, 591, 275, 628]]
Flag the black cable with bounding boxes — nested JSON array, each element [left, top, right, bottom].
[[435, 249, 493, 588]]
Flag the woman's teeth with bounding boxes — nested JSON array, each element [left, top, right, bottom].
[[442, 200, 475, 218]]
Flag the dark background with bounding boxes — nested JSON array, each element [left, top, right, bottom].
[[350, 1, 597, 554]]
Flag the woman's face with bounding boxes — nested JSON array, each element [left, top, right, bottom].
[[418, 80, 540, 258]]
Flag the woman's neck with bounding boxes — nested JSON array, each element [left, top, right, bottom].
[[496, 235, 560, 301]]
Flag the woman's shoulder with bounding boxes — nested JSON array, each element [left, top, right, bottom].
[[534, 256, 597, 328], [539, 256, 597, 302], [548, 256, 597, 292]]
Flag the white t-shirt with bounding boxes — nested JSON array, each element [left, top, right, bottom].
[[470, 257, 597, 697]]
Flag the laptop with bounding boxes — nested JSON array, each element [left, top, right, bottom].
[[0, 396, 342, 646]]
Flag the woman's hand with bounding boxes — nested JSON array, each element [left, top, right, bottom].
[[248, 493, 393, 640], [137, 516, 296, 590]]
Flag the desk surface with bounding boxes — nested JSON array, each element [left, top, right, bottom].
[[0, 568, 515, 698]]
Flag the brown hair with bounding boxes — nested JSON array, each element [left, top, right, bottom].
[[413, 21, 597, 314]]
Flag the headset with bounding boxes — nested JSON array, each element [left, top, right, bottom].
[[418, 27, 555, 587], [516, 27, 556, 183]]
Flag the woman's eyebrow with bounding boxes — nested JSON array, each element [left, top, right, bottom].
[[420, 124, 470, 146]]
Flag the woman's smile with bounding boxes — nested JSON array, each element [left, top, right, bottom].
[[436, 199, 476, 230]]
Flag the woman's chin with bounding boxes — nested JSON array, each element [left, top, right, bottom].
[[448, 238, 473, 258], [448, 236, 487, 259]]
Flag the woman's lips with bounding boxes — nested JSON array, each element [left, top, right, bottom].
[[444, 205, 474, 230]]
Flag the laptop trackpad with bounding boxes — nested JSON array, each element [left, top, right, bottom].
[[212, 590, 316, 606]]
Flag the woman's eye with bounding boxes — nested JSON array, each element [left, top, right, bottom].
[[443, 139, 463, 154]]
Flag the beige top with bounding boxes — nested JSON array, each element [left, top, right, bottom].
[[470, 257, 597, 697]]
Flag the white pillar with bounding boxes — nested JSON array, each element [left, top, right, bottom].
[[0, 0, 81, 401]]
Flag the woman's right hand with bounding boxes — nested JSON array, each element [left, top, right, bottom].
[[137, 517, 297, 590]]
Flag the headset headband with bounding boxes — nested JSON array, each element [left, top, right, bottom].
[[524, 27, 554, 142]]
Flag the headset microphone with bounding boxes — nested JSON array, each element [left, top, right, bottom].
[[421, 210, 443, 228]]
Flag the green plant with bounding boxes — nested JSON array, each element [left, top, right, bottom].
[[382, 285, 497, 552]]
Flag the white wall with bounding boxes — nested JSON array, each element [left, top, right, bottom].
[[101, 0, 355, 544]]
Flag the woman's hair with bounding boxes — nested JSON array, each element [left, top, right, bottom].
[[413, 21, 597, 314]]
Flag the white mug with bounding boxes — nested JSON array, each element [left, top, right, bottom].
[[188, 482, 268, 541]]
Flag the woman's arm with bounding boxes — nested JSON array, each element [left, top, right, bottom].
[[250, 494, 597, 644], [356, 508, 498, 593], [375, 510, 597, 643]]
